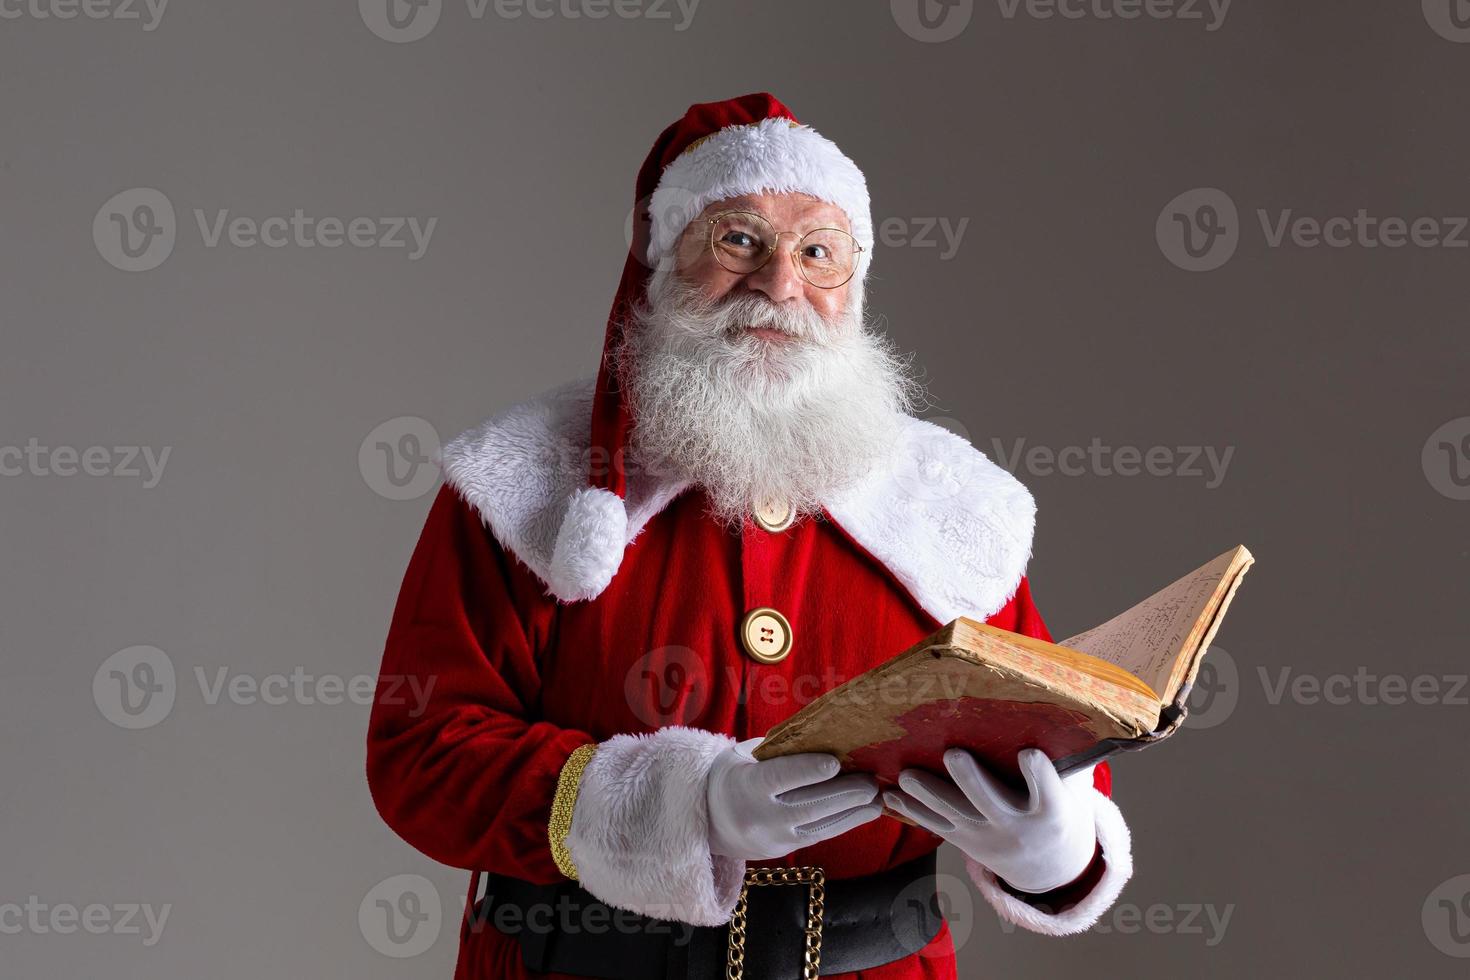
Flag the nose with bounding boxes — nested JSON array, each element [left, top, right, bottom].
[[742, 235, 807, 305]]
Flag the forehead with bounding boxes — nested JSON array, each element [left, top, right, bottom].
[[698, 191, 850, 231]]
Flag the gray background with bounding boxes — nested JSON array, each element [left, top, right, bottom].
[[3, 0, 1468, 976]]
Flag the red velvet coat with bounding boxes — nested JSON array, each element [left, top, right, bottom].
[[367, 377, 1133, 979]]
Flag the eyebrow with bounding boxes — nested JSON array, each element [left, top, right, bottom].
[[709, 201, 849, 229]]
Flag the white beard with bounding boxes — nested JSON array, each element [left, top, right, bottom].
[[614, 269, 926, 532]]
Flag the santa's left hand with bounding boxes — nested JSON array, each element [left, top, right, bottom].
[[883, 747, 1098, 894]]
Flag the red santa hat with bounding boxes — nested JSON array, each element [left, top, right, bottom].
[[588, 92, 874, 503]]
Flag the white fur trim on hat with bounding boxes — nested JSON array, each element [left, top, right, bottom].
[[646, 117, 874, 269]]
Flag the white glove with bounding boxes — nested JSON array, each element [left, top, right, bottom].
[[883, 747, 1098, 893], [707, 736, 885, 861]]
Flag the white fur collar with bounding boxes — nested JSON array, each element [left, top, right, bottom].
[[437, 376, 1035, 624]]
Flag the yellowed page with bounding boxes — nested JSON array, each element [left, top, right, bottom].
[[1060, 546, 1252, 701]]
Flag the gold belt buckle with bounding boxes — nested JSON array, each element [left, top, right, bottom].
[[725, 865, 825, 980]]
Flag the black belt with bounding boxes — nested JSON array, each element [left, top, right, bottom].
[[463, 850, 943, 979]]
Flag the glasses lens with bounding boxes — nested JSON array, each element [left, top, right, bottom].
[[797, 229, 858, 288], [710, 212, 775, 274]]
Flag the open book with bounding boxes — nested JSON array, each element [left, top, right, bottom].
[[750, 546, 1254, 786]]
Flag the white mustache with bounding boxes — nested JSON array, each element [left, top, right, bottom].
[[667, 283, 835, 344], [617, 267, 927, 532]]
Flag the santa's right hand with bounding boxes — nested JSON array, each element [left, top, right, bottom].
[[706, 737, 883, 861]]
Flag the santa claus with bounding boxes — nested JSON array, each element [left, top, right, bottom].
[[367, 93, 1133, 979]]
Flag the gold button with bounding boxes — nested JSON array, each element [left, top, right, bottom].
[[739, 607, 793, 664], [753, 497, 794, 533]]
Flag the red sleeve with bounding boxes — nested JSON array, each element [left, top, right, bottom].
[[366, 484, 593, 883], [1008, 574, 1055, 642]]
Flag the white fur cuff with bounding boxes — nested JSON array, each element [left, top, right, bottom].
[[564, 725, 747, 927], [967, 790, 1133, 936]]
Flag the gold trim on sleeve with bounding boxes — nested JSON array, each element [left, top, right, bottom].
[[548, 742, 599, 881]]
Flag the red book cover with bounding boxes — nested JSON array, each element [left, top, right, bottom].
[[751, 547, 1254, 798]]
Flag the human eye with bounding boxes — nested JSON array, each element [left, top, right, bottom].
[[712, 214, 771, 256]]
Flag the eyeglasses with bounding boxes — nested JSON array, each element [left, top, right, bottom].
[[706, 210, 863, 289]]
